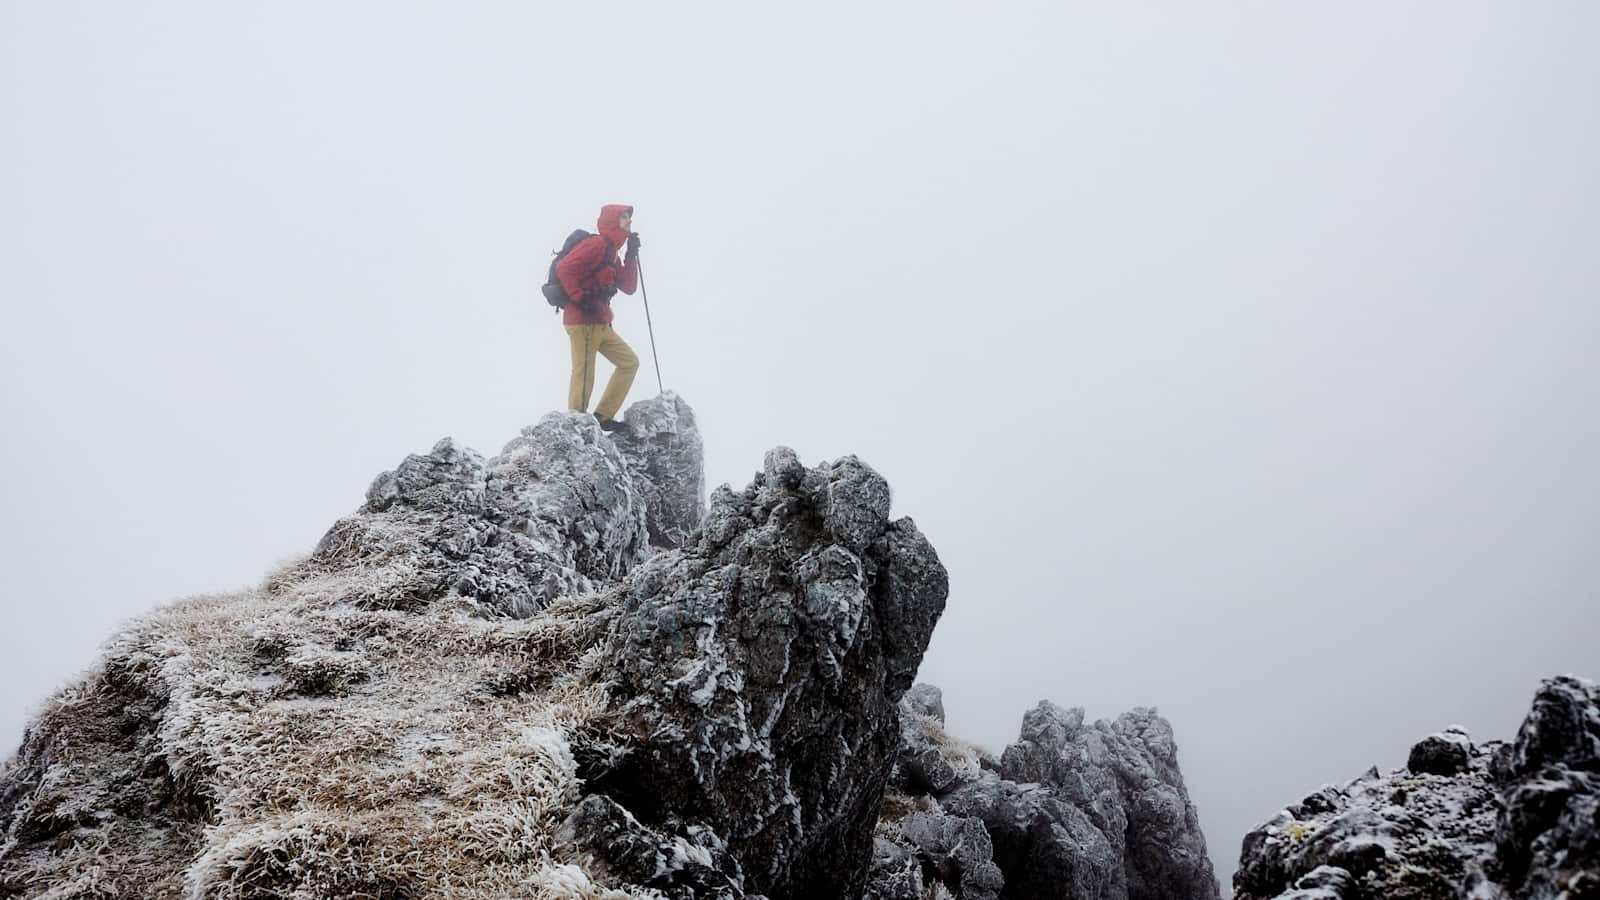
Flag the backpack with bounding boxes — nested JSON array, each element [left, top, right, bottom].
[[541, 230, 614, 311]]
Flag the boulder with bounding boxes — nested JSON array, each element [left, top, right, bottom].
[[1407, 727, 1473, 777]]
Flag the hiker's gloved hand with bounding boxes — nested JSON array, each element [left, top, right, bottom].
[[626, 233, 641, 258]]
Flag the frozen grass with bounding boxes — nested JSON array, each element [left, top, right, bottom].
[[874, 789, 940, 840], [902, 712, 986, 785], [1, 555, 659, 899]]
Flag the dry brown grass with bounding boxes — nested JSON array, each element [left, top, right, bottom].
[[3, 555, 663, 899]]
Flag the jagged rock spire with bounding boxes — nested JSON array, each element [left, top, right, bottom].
[[0, 396, 950, 899]]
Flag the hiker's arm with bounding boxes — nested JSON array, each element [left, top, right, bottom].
[[555, 238, 603, 299], [614, 254, 638, 295]]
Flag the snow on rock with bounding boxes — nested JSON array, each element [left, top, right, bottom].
[[1408, 726, 1474, 777], [902, 683, 946, 723], [16, 386, 1580, 900], [313, 392, 704, 620], [899, 811, 1004, 900], [1492, 675, 1600, 899], [1233, 674, 1600, 900], [607, 393, 706, 551], [568, 449, 950, 899], [0, 396, 948, 900], [870, 685, 1221, 900]]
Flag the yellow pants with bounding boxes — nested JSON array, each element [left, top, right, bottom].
[[566, 324, 639, 420]]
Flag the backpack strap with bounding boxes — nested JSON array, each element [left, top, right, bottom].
[[573, 236, 616, 317], [591, 236, 614, 280]]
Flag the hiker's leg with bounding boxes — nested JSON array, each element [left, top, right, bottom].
[[566, 325, 598, 411], [593, 327, 639, 421]]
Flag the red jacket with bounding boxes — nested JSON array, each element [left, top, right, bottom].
[[557, 204, 638, 326]]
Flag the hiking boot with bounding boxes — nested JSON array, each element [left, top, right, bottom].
[[597, 417, 627, 433]]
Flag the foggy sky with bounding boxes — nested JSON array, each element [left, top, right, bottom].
[[3, 2, 1597, 892]]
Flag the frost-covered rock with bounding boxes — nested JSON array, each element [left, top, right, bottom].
[[900, 811, 1004, 900], [864, 837, 926, 900], [943, 774, 1123, 898], [871, 687, 1220, 900], [567, 449, 949, 899], [1407, 726, 1474, 777], [0, 396, 944, 900], [1493, 675, 1600, 899], [608, 393, 705, 551], [903, 682, 946, 723], [1233, 674, 1600, 900], [315, 392, 704, 619], [556, 794, 750, 899]]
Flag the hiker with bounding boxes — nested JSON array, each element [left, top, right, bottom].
[[556, 204, 641, 432]]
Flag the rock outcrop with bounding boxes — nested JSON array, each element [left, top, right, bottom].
[[314, 394, 705, 619], [1233, 674, 1600, 900], [868, 684, 1221, 900], [0, 394, 1235, 900], [567, 446, 949, 899], [0, 395, 948, 899]]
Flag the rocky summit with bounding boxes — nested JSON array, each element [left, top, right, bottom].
[[1234, 675, 1600, 899], [0, 393, 1210, 899]]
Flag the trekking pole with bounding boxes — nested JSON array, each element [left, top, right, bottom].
[[636, 257, 664, 393]]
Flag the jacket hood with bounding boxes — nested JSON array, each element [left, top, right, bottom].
[[596, 204, 633, 247]]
